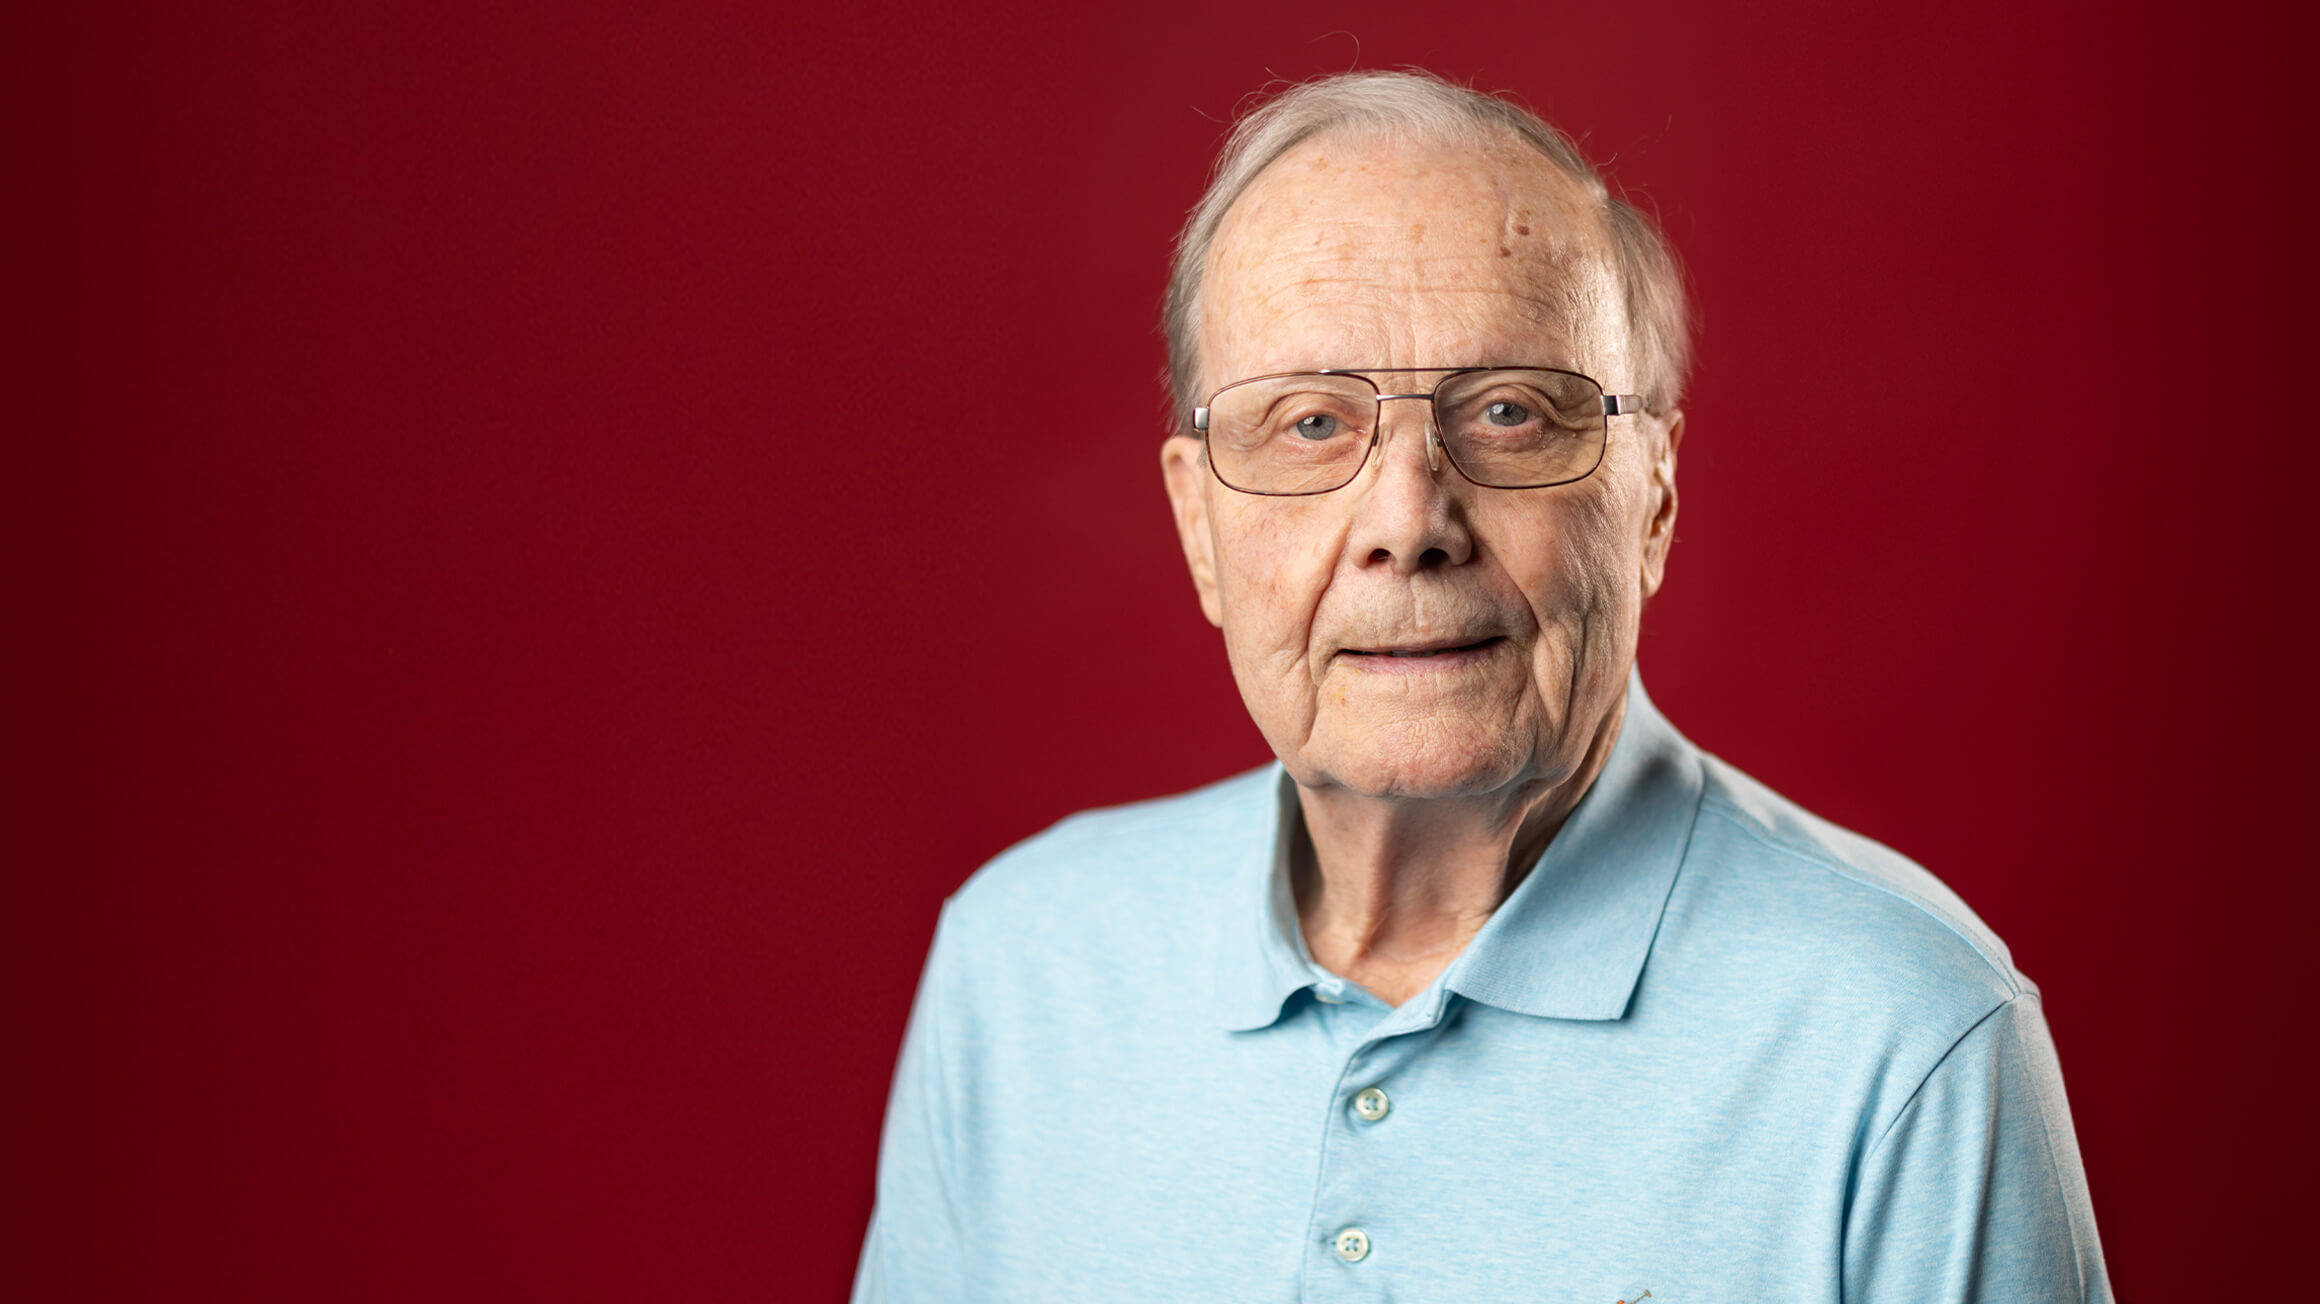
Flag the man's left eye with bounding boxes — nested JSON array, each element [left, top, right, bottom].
[[1484, 401, 1534, 427]]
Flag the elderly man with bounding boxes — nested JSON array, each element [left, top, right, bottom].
[[853, 71, 2108, 1301]]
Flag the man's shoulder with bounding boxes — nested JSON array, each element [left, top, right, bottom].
[[1675, 746, 2031, 1015], [939, 764, 1276, 948]]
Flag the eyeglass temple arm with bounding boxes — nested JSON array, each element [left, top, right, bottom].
[[1192, 395, 1646, 431]]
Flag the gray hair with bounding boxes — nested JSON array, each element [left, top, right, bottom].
[[1162, 70, 1692, 426]]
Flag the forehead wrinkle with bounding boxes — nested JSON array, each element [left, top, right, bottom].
[[1201, 135, 1628, 383], [1219, 271, 1597, 374]]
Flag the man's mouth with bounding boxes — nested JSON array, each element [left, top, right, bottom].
[[1340, 636, 1506, 660]]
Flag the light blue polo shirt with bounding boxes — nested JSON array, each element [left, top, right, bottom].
[[853, 675, 2110, 1301]]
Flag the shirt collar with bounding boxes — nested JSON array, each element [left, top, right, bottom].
[[1210, 668, 1704, 1031]]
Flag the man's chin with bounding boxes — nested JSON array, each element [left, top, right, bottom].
[[1286, 733, 1541, 802]]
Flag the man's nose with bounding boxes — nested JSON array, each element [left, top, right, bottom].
[[1345, 396, 1474, 574]]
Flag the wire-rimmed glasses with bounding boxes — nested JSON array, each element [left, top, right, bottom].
[[1189, 367, 1645, 496]]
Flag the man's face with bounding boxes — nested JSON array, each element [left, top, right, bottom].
[[1160, 132, 1682, 801]]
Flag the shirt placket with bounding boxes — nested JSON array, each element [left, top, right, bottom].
[[1299, 985, 1454, 1301]]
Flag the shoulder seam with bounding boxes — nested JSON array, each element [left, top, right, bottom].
[[1858, 991, 2013, 1163], [1697, 793, 2022, 999], [1848, 990, 2092, 1299]]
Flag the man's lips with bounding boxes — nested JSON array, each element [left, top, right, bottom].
[[1338, 635, 1507, 659]]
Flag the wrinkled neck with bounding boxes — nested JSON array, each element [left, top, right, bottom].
[[1291, 698, 1625, 1006]]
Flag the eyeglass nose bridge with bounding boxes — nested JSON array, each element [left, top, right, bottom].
[[1373, 391, 1444, 476]]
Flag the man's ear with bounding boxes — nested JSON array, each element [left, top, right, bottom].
[[1639, 409, 1683, 600], [1160, 436, 1225, 628]]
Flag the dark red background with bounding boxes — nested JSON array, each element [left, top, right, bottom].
[[16, 1, 2313, 1298]]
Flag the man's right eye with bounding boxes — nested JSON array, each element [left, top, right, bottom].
[[1292, 414, 1341, 441]]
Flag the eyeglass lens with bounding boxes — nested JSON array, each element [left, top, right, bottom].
[[1202, 369, 1607, 495]]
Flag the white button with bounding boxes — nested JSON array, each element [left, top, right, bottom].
[[1333, 1227, 1371, 1262], [1314, 988, 1345, 1004], [1353, 1086, 1390, 1122]]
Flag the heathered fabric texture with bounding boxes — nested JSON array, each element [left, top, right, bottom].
[[853, 676, 2110, 1302]]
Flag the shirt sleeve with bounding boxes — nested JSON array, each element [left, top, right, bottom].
[[850, 904, 970, 1304], [1843, 992, 2111, 1302]]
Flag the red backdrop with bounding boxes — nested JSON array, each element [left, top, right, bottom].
[[17, 1, 2314, 1298]]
